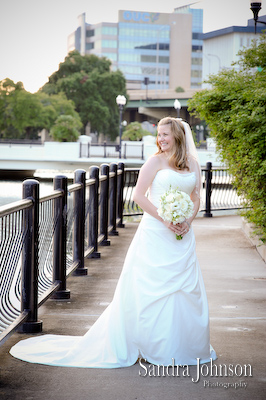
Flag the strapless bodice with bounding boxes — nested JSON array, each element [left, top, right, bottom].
[[148, 169, 196, 208]]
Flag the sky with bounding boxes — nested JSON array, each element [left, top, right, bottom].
[[0, 0, 265, 93]]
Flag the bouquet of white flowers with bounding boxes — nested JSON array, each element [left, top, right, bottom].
[[157, 186, 194, 240]]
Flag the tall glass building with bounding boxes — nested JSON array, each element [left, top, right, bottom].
[[117, 14, 170, 91], [68, 5, 203, 93], [174, 5, 203, 88]]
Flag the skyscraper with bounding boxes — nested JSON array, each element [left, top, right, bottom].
[[68, 5, 203, 93]]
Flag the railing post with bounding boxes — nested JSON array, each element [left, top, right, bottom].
[[203, 162, 213, 218], [88, 166, 101, 258], [52, 176, 71, 298], [18, 179, 42, 333], [117, 162, 125, 228], [109, 163, 119, 236], [73, 169, 88, 275], [100, 164, 111, 246]]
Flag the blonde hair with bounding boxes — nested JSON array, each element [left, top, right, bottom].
[[156, 117, 189, 170]]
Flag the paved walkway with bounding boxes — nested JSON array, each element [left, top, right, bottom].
[[0, 215, 265, 400]]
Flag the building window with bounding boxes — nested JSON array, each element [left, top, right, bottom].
[[95, 26, 118, 36], [119, 25, 170, 40], [192, 57, 202, 65], [119, 40, 169, 51], [86, 43, 94, 50], [192, 45, 202, 52], [119, 53, 169, 64], [102, 40, 117, 48], [86, 29, 94, 37], [191, 70, 202, 78], [102, 26, 118, 35], [102, 52, 117, 61], [192, 32, 202, 40]]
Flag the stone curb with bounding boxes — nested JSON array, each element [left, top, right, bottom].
[[241, 217, 266, 262]]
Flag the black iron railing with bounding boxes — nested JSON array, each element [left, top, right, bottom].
[[0, 162, 124, 345], [0, 161, 243, 345], [80, 142, 145, 160], [123, 162, 244, 218]]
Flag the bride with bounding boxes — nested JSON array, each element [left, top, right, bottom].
[[10, 117, 216, 368]]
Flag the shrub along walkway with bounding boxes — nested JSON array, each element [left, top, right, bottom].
[[0, 215, 265, 400]]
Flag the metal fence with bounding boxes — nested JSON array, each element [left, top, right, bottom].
[[0, 163, 124, 345], [123, 162, 244, 218], [0, 161, 243, 345], [80, 142, 145, 160]]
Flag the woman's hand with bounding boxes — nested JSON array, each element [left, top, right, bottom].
[[162, 220, 190, 237]]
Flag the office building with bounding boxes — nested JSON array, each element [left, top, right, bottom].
[[68, 5, 203, 94], [202, 16, 266, 85]]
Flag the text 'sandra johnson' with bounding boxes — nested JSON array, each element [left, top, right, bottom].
[[138, 358, 252, 383]]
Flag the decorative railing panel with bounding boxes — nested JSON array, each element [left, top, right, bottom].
[[123, 163, 244, 217], [0, 164, 124, 345]]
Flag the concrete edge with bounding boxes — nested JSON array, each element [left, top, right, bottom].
[[241, 217, 266, 263]]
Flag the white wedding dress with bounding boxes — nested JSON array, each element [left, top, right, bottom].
[[10, 169, 216, 368]]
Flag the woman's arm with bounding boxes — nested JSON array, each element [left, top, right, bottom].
[[186, 196, 200, 226], [132, 155, 162, 221]]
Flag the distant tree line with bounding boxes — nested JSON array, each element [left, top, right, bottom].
[[0, 51, 127, 142]]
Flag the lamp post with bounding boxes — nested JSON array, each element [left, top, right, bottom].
[[174, 99, 181, 118], [250, 2, 266, 33], [116, 95, 126, 159]]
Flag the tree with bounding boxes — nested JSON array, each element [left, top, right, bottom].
[[0, 79, 81, 139], [122, 122, 151, 141], [41, 51, 127, 140], [37, 92, 81, 131], [188, 34, 266, 242], [0, 79, 43, 139], [50, 115, 82, 142]]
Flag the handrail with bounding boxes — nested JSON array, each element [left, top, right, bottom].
[[0, 198, 32, 217], [39, 190, 63, 203]]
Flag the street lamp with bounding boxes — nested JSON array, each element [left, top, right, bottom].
[[174, 99, 181, 118], [250, 2, 266, 34], [116, 95, 126, 159]]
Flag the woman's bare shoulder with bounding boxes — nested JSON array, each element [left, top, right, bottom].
[[142, 154, 163, 171]]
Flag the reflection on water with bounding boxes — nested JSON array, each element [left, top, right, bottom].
[[0, 180, 54, 207], [0, 170, 76, 207]]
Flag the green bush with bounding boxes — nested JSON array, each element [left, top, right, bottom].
[[188, 34, 266, 242], [122, 122, 151, 141], [50, 115, 82, 142], [175, 86, 185, 93]]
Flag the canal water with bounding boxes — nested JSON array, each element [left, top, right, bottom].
[[0, 179, 54, 207], [0, 170, 75, 207]]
